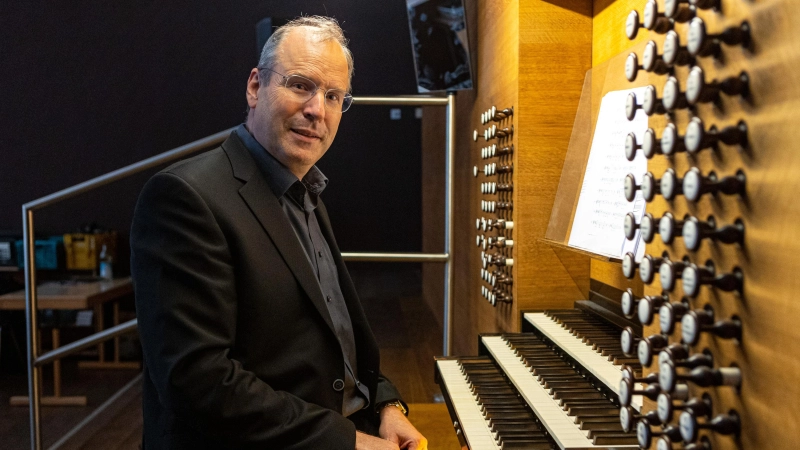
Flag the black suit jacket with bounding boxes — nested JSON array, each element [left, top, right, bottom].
[[131, 132, 402, 449]]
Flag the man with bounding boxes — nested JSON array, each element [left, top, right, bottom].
[[131, 16, 427, 450]]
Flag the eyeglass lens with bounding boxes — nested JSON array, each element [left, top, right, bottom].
[[284, 74, 352, 112]]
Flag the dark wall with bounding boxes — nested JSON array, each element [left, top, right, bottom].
[[0, 1, 422, 254]]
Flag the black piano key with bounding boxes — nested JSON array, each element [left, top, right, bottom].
[[568, 405, 621, 416], [593, 433, 640, 445]]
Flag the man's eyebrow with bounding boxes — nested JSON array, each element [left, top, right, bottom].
[[292, 71, 347, 92]]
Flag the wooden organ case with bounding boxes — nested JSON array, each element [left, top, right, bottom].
[[420, 0, 800, 448]]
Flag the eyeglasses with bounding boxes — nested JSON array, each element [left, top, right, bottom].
[[259, 67, 354, 113]]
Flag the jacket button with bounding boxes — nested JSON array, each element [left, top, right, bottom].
[[332, 379, 345, 391]]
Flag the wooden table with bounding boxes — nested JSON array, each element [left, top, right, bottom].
[[0, 277, 136, 406]]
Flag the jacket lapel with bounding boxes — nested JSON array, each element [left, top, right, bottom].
[[222, 135, 336, 335]]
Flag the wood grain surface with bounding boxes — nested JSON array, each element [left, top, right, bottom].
[[422, 0, 798, 446], [628, 0, 800, 448]]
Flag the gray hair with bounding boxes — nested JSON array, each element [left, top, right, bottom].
[[259, 15, 354, 89]]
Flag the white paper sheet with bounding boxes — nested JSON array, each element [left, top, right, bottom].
[[568, 87, 649, 261]]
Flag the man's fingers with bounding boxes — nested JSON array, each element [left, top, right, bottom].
[[402, 437, 427, 450]]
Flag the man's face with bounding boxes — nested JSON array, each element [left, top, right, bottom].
[[246, 27, 350, 179]]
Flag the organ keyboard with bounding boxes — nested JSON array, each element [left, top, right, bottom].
[[436, 357, 556, 449], [522, 312, 643, 411], [437, 305, 644, 449]]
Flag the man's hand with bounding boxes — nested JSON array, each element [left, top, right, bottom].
[[355, 431, 400, 450], [379, 405, 428, 450]]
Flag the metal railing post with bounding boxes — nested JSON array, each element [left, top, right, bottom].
[[444, 92, 456, 356], [23, 207, 42, 450]]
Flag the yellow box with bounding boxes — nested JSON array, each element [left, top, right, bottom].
[[63, 232, 117, 270]]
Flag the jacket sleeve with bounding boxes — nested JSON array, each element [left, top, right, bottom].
[[131, 172, 355, 449], [374, 373, 407, 414]]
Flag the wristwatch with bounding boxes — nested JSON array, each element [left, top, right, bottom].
[[378, 399, 408, 416]]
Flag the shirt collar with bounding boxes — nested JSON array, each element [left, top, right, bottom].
[[235, 124, 328, 200]]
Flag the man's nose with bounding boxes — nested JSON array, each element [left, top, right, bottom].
[[302, 89, 326, 120]]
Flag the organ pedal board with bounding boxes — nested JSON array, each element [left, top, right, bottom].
[[436, 304, 646, 449]]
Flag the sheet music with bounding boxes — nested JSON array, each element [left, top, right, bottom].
[[568, 87, 648, 260]]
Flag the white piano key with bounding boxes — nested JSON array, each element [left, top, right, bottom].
[[524, 312, 643, 411], [482, 336, 639, 449], [436, 360, 502, 450]]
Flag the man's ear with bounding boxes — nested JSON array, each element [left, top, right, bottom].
[[246, 68, 260, 109]]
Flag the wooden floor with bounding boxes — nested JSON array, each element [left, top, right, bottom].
[[0, 265, 461, 449]]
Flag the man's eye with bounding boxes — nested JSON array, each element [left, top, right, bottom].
[[326, 92, 342, 102], [290, 82, 311, 91]]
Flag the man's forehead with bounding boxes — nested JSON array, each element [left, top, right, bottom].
[[277, 27, 349, 87]]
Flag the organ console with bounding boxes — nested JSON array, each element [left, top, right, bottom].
[[685, 67, 750, 105], [626, 87, 666, 120], [661, 77, 689, 112], [636, 333, 669, 367], [641, 172, 660, 202], [625, 52, 643, 82], [688, 0, 719, 10], [619, 377, 660, 405], [639, 253, 664, 284], [484, 125, 515, 141], [642, 0, 673, 34], [438, 306, 658, 448], [622, 252, 637, 279], [693, 273, 728, 300], [640, 213, 659, 243], [658, 256, 688, 291], [661, 363, 742, 391], [679, 410, 740, 443], [662, 31, 695, 67], [626, 10, 644, 39], [484, 254, 514, 268], [663, 0, 695, 22], [635, 293, 666, 326], [446, 0, 799, 446], [681, 309, 742, 345], [625, 131, 649, 161], [636, 419, 683, 448], [682, 168, 746, 201], [684, 118, 748, 154], [623, 212, 640, 240], [660, 124, 688, 156], [485, 236, 513, 249], [624, 173, 642, 202], [658, 299, 689, 334], [661, 349, 714, 370], [657, 212, 684, 244], [656, 392, 713, 423], [475, 104, 514, 311], [629, 41, 672, 83], [620, 406, 662, 433], [687, 18, 751, 58]]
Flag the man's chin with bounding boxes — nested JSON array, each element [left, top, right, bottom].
[[280, 145, 326, 170]]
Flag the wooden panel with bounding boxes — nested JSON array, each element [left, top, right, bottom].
[[626, 0, 800, 448], [472, 0, 519, 342], [421, 0, 593, 355], [422, 0, 800, 446], [593, 0, 650, 66], [513, 0, 594, 322], [591, 259, 643, 295]]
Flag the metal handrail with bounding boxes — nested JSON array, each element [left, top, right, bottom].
[[34, 319, 138, 367], [22, 93, 456, 450], [341, 252, 448, 262]]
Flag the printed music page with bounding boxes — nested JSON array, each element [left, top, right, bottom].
[[568, 87, 648, 260]]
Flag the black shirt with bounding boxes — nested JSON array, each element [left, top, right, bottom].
[[235, 124, 369, 417]]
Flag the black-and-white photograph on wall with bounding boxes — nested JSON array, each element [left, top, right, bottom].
[[406, 0, 473, 92]]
